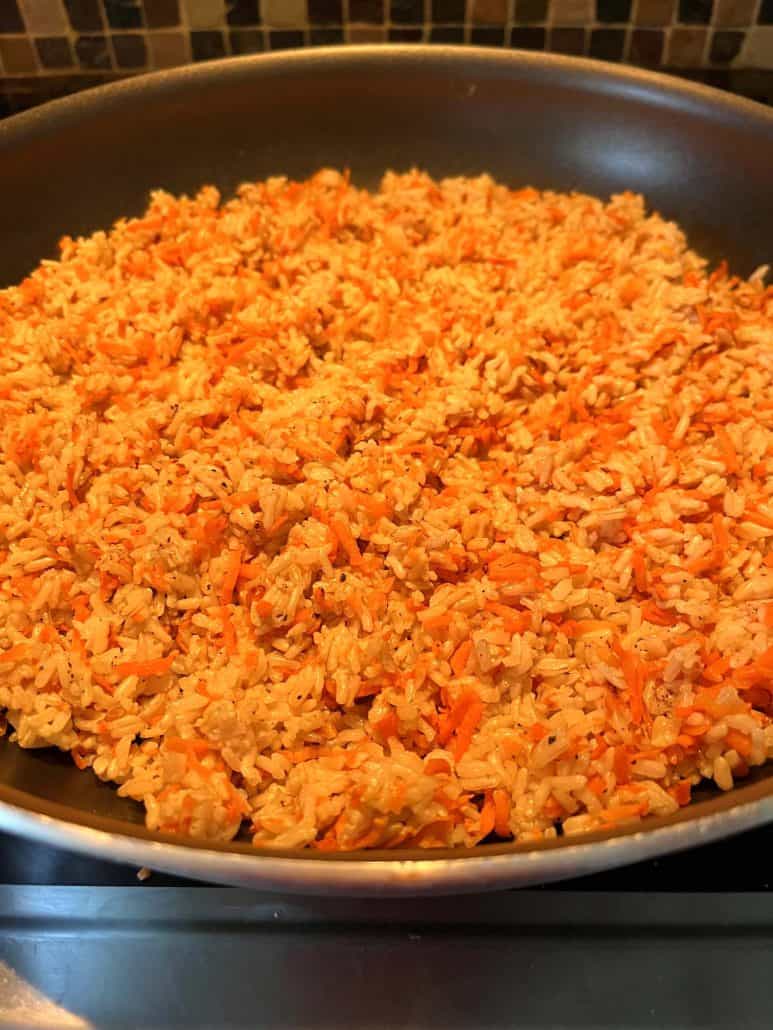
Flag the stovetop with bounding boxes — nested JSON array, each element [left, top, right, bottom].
[[1, 828, 773, 1028]]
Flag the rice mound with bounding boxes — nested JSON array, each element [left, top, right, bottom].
[[0, 169, 772, 851]]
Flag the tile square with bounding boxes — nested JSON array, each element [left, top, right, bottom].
[[510, 25, 547, 44], [737, 25, 773, 62], [147, 28, 189, 63], [190, 28, 226, 57], [104, 0, 143, 28], [226, 0, 261, 24], [349, 0, 384, 18], [712, 0, 754, 23], [549, 0, 593, 25], [549, 24, 586, 49], [430, 25, 465, 39], [0, 36, 38, 72], [267, 28, 305, 46], [19, 0, 69, 34], [634, 0, 675, 22], [390, 0, 424, 23], [709, 26, 743, 57], [628, 26, 663, 60], [113, 31, 147, 65], [589, 25, 626, 56], [308, 0, 342, 21], [310, 26, 344, 41], [431, 0, 466, 16], [678, 0, 712, 22], [64, 0, 103, 31], [388, 26, 423, 38], [597, 0, 632, 20], [515, 0, 548, 22], [262, 0, 306, 25], [144, 0, 180, 27], [35, 35, 74, 67], [471, 0, 510, 22], [471, 25, 507, 41], [182, 0, 226, 29], [667, 24, 708, 61], [0, 1, 25, 32], [347, 23, 386, 38], [74, 33, 112, 67], [229, 26, 264, 49]]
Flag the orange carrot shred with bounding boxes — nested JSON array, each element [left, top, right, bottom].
[[450, 638, 473, 677], [492, 789, 511, 837], [114, 654, 175, 678], [329, 517, 362, 566], [0, 644, 30, 664], [220, 546, 243, 606]]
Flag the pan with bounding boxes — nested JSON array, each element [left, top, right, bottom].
[[0, 46, 772, 894]]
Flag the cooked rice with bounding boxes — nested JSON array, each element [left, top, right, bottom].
[[0, 169, 772, 850]]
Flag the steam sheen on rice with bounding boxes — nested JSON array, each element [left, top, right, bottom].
[[0, 169, 771, 850]]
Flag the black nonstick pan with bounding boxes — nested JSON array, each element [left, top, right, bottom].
[[0, 47, 772, 893]]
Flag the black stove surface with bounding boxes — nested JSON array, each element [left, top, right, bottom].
[[2, 828, 773, 1028]]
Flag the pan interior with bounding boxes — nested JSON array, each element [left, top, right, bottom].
[[0, 48, 772, 861]]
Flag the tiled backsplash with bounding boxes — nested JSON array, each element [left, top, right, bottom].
[[1, 0, 772, 115]]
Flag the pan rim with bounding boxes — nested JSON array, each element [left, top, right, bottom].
[[1, 781, 773, 892], [0, 45, 772, 144], [0, 44, 772, 887]]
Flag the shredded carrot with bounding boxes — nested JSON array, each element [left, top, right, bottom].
[[70, 626, 87, 661], [114, 654, 175, 678], [450, 638, 474, 677], [220, 546, 243, 605], [420, 611, 453, 631], [487, 551, 539, 582], [484, 602, 531, 634], [631, 548, 647, 593], [425, 757, 452, 776], [725, 729, 753, 758], [219, 606, 237, 655], [613, 640, 646, 724], [329, 517, 362, 566], [587, 774, 606, 796], [71, 593, 91, 623], [599, 802, 647, 823], [65, 464, 80, 507], [166, 737, 211, 757], [641, 602, 677, 627], [71, 748, 91, 770], [614, 747, 631, 785], [437, 689, 484, 762], [669, 779, 692, 806], [374, 711, 399, 739], [715, 425, 739, 474], [0, 644, 30, 664], [492, 788, 511, 837], [477, 792, 497, 840], [447, 696, 484, 762]]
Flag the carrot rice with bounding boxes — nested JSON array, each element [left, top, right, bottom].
[[0, 168, 771, 850]]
